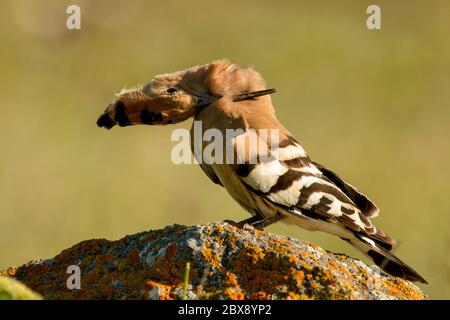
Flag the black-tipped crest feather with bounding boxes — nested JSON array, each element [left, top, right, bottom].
[[233, 88, 276, 102]]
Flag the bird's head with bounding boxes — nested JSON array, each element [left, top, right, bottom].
[[97, 59, 275, 129]]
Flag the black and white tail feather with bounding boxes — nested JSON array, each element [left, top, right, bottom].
[[219, 132, 428, 284]]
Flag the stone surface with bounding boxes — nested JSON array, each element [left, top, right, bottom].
[[2, 222, 426, 300]]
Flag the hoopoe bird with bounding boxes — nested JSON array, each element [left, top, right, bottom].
[[97, 59, 426, 283]]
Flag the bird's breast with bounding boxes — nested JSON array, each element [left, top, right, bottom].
[[212, 163, 278, 219]]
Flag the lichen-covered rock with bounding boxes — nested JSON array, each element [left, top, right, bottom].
[[2, 222, 426, 300]]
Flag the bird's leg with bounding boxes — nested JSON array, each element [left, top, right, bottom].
[[237, 215, 263, 227], [224, 214, 284, 230], [251, 214, 284, 230], [223, 215, 262, 228]]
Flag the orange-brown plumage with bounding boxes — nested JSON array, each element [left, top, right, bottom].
[[96, 59, 426, 283]]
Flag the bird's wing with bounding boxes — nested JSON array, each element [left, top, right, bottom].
[[190, 124, 224, 187], [232, 132, 394, 250], [311, 161, 379, 218], [198, 162, 223, 187]]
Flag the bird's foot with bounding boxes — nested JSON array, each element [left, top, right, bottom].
[[222, 216, 260, 229], [222, 214, 283, 231], [250, 214, 284, 230]]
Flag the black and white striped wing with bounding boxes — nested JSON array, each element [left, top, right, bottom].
[[312, 160, 379, 219], [234, 134, 394, 250]]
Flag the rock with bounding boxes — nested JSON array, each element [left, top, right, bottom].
[[2, 222, 426, 300]]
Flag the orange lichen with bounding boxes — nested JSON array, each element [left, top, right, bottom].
[[310, 282, 320, 289], [383, 278, 426, 300], [201, 247, 220, 268], [0, 267, 17, 277], [295, 270, 305, 285], [249, 291, 269, 300], [144, 280, 173, 300], [2, 223, 427, 300]]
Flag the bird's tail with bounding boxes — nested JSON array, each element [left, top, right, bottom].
[[347, 234, 427, 284]]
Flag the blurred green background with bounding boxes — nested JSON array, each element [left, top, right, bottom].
[[0, 0, 448, 299]]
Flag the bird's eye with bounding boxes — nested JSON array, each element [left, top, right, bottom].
[[166, 87, 178, 94]]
